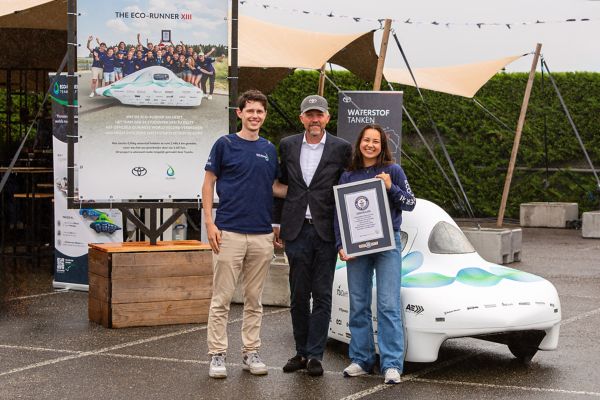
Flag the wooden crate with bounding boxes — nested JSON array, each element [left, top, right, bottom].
[[88, 240, 213, 328]]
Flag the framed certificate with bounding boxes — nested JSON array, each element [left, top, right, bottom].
[[161, 30, 171, 42], [334, 178, 396, 257]]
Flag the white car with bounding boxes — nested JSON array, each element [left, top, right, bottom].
[[95, 66, 203, 107], [329, 199, 561, 363]]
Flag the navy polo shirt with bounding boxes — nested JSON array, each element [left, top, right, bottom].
[[205, 133, 278, 234]]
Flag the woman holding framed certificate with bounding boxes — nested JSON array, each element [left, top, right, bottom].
[[334, 124, 416, 384]]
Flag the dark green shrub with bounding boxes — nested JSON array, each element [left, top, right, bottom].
[[262, 70, 600, 218]]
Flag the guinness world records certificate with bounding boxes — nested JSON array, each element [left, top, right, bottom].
[[334, 178, 395, 257]]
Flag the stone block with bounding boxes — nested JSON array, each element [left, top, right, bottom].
[[520, 202, 579, 228], [462, 228, 511, 264], [509, 228, 522, 262], [582, 211, 600, 238]]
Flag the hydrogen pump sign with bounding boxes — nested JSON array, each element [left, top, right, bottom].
[[337, 91, 404, 164]]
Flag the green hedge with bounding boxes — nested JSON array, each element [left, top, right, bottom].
[[0, 90, 44, 160], [261, 70, 600, 218]]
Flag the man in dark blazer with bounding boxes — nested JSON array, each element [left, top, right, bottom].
[[275, 94, 352, 376]]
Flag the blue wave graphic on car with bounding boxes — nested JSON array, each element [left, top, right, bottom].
[[103, 79, 196, 97], [336, 251, 543, 288]]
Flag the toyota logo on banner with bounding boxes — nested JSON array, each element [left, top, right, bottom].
[[131, 167, 148, 176]]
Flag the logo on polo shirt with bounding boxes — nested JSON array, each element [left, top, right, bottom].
[[256, 153, 269, 162]]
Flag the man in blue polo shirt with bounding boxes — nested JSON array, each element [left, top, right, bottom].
[[99, 47, 116, 86], [134, 50, 145, 71], [202, 89, 286, 379], [144, 51, 156, 69], [137, 33, 156, 57], [86, 35, 105, 98], [154, 49, 165, 66], [197, 48, 220, 100], [122, 51, 136, 77]]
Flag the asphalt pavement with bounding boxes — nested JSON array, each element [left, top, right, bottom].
[[0, 226, 599, 400]]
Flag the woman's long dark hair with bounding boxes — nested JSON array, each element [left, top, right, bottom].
[[347, 124, 395, 171]]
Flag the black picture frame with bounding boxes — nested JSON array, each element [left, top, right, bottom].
[[161, 29, 171, 43], [334, 178, 396, 257]]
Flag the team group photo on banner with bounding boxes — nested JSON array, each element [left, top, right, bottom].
[[1, 0, 599, 398]]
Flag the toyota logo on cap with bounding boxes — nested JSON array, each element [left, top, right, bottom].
[[131, 167, 148, 176], [300, 95, 329, 113]]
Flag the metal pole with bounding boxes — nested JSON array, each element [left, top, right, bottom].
[[67, 0, 76, 208], [6, 71, 12, 161], [542, 58, 600, 200], [497, 43, 542, 227], [229, 0, 239, 133], [541, 62, 549, 198]]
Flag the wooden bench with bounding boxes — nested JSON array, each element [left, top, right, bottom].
[[88, 240, 213, 328]]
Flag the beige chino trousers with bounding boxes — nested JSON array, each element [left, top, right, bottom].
[[207, 230, 274, 355]]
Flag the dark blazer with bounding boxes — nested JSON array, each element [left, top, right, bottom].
[[276, 132, 352, 242]]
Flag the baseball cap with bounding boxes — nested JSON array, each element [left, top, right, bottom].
[[300, 95, 328, 114]]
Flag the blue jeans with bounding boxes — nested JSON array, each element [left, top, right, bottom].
[[346, 231, 404, 373]]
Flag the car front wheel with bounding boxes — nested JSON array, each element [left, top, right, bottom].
[[508, 343, 538, 364]]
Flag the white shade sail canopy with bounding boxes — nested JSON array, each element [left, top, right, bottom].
[[236, 14, 378, 93], [237, 15, 371, 69], [384, 54, 526, 98], [0, 0, 66, 30], [1, 2, 526, 98]]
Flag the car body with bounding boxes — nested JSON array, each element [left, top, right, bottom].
[[328, 199, 561, 363], [94, 66, 203, 107], [89, 220, 121, 234], [89, 213, 121, 234], [79, 208, 105, 219]]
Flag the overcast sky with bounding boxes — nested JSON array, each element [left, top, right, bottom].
[[239, 0, 600, 72], [77, 0, 227, 57]]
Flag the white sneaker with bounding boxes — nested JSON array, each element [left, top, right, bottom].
[[242, 352, 268, 375], [89, 92, 95, 98], [384, 368, 401, 384], [209, 353, 227, 378], [343, 362, 368, 377], [207, 95, 213, 100]]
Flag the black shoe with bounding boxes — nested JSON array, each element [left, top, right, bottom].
[[306, 358, 324, 376], [283, 355, 307, 372]]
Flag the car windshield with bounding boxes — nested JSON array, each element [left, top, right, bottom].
[[428, 221, 475, 254], [399, 231, 409, 252]]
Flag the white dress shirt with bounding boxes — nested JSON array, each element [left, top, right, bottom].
[[300, 132, 326, 219]]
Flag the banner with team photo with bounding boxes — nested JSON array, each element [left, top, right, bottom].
[[77, 0, 228, 200], [337, 91, 404, 164], [51, 73, 123, 289]]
